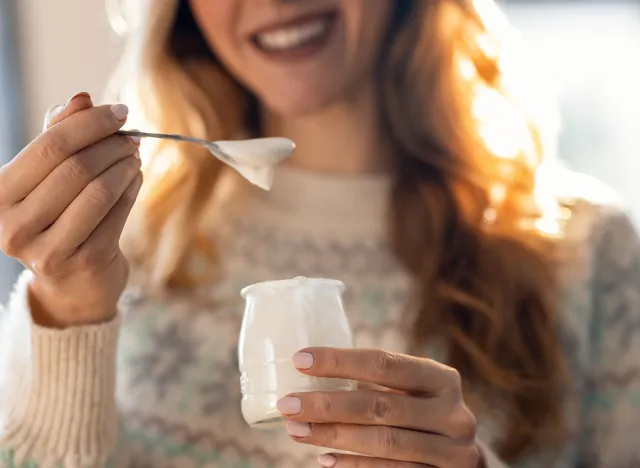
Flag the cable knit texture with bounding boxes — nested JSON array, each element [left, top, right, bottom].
[[0, 167, 639, 467]]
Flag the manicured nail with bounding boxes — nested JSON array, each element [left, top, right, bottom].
[[293, 352, 314, 369], [318, 454, 337, 467], [110, 104, 129, 121], [134, 150, 141, 160], [286, 421, 312, 438], [129, 135, 142, 146], [66, 92, 91, 105], [277, 397, 302, 415]]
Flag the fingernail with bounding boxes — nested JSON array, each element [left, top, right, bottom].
[[286, 421, 312, 438], [130, 136, 142, 146], [277, 397, 302, 415], [66, 92, 91, 105], [110, 104, 129, 121], [293, 352, 314, 369], [318, 454, 337, 467], [134, 150, 141, 160]]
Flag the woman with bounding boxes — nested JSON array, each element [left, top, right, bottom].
[[0, 0, 638, 466]]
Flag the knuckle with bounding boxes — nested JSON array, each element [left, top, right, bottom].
[[35, 250, 64, 276], [64, 153, 94, 182], [322, 424, 339, 446], [327, 350, 343, 374], [125, 154, 142, 174], [369, 350, 398, 377], [378, 427, 401, 454], [0, 218, 28, 257], [89, 179, 119, 208], [449, 405, 477, 441], [367, 393, 392, 422], [0, 229, 21, 257], [118, 152, 142, 178], [37, 133, 68, 163], [315, 393, 333, 417]]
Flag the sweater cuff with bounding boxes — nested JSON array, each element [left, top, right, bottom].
[[0, 270, 121, 466], [477, 439, 509, 468]]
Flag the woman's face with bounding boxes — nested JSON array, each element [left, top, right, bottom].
[[189, 0, 393, 117]]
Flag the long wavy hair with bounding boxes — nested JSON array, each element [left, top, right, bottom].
[[111, 0, 568, 461]]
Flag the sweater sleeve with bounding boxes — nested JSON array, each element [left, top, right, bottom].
[[578, 210, 640, 467], [0, 270, 126, 467]]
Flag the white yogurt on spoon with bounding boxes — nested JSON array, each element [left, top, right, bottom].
[[207, 137, 295, 190]]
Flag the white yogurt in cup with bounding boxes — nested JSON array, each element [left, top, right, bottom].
[[238, 277, 355, 428]]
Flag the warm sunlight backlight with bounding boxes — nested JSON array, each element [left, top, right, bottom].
[[468, 0, 568, 237], [472, 87, 531, 160], [458, 56, 477, 81], [532, 166, 566, 237], [473, 0, 513, 38]]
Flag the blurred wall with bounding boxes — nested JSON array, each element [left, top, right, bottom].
[[0, 0, 24, 301], [16, 0, 123, 140], [505, 2, 640, 220]]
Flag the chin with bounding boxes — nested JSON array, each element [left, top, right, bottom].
[[259, 83, 342, 118], [261, 94, 333, 118]]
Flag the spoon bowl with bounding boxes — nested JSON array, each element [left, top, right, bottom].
[[117, 130, 295, 190]]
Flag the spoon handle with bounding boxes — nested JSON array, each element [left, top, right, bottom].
[[117, 130, 208, 147]]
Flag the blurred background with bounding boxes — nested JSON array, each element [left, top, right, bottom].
[[0, 0, 639, 302]]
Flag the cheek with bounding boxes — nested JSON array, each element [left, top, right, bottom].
[[189, 0, 238, 60]]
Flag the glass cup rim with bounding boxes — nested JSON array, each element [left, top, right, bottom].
[[241, 276, 346, 298]]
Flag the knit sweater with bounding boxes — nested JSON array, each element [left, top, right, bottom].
[[0, 167, 639, 468]]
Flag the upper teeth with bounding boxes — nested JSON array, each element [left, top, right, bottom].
[[257, 19, 328, 51]]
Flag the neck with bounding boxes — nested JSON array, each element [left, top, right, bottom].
[[264, 81, 391, 174]]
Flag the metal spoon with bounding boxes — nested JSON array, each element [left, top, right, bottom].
[[117, 130, 295, 166]]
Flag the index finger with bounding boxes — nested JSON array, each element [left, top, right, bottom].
[[294, 348, 461, 395], [0, 104, 129, 203]]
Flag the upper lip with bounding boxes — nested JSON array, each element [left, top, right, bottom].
[[247, 10, 338, 38]]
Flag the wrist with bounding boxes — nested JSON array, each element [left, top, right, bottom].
[[28, 278, 118, 328]]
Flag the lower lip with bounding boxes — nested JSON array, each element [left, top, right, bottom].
[[251, 14, 339, 63]]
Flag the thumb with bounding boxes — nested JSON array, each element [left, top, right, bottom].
[[43, 92, 94, 131]]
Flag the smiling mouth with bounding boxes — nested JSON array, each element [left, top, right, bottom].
[[250, 11, 338, 59]]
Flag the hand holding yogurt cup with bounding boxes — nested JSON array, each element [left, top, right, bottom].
[[238, 277, 479, 468], [279, 348, 480, 468]]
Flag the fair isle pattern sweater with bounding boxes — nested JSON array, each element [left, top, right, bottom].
[[0, 167, 639, 468]]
